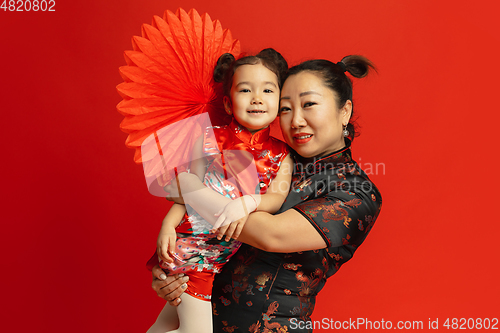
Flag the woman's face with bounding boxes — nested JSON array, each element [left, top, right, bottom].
[[279, 71, 352, 158]]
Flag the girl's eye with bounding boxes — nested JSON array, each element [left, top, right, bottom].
[[239, 89, 250, 93], [264, 89, 274, 93], [304, 102, 317, 108]]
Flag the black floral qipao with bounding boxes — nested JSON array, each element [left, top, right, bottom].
[[212, 141, 382, 333]]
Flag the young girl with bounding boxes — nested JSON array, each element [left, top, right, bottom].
[[147, 49, 293, 333]]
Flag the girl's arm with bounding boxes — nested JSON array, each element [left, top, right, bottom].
[[169, 162, 317, 252], [157, 203, 186, 263], [189, 135, 208, 181], [252, 153, 293, 213], [213, 154, 293, 240], [157, 135, 209, 263], [172, 136, 233, 223]]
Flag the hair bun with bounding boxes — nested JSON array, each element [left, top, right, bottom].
[[341, 55, 376, 78], [256, 48, 288, 86]]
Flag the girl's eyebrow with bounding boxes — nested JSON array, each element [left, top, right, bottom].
[[235, 81, 278, 88], [265, 81, 278, 88], [280, 91, 321, 100], [235, 82, 250, 87]]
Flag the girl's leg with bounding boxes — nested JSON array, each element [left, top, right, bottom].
[[169, 293, 212, 333], [146, 303, 179, 333]]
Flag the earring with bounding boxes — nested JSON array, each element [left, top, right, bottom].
[[342, 125, 349, 137]]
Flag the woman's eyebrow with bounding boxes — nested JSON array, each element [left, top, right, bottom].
[[280, 91, 320, 100], [299, 91, 321, 97]]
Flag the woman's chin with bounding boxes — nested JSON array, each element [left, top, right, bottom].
[[291, 146, 316, 159]]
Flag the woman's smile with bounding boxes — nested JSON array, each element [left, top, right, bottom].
[[292, 133, 314, 144]]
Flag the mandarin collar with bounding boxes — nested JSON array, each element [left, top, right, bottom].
[[293, 138, 353, 173], [229, 119, 270, 145]]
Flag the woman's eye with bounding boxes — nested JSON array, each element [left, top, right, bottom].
[[304, 102, 316, 108], [279, 106, 291, 113]]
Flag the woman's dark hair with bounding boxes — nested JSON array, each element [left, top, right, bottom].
[[286, 55, 376, 140], [213, 48, 288, 96]]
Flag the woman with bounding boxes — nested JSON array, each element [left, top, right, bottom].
[[152, 56, 382, 332]]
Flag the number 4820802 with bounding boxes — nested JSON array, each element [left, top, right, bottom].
[[1, 0, 56, 11]]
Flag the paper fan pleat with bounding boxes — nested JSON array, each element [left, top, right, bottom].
[[116, 8, 241, 167]]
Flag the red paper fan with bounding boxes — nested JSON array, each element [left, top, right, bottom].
[[116, 8, 241, 166]]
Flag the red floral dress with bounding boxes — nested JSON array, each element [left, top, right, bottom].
[[211, 141, 382, 331], [149, 119, 288, 300]]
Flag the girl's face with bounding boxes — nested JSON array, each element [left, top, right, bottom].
[[279, 71, 352, 158], [224, 64, 280, 134]]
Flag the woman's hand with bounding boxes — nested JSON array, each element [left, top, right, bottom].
[[212, 195, 258, 241], [151, 265, 189, 306]]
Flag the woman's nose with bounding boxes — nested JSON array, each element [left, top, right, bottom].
[[291, 111, 306, 128]]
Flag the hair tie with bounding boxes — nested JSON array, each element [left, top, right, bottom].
[[337, 61, 347, 72]]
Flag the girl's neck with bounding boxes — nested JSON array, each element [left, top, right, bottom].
[[247, 125, 270, 135], [232, 118, 270, 135]]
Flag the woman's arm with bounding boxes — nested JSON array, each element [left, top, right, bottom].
[[238, 182, 382, 253], [236, 209, 327, 253]]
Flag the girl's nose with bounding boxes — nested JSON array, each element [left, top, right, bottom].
[[251, 94, 263, 104]]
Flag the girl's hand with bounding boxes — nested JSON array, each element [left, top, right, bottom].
[[214, 215, 249, 242], [157, 228, 177, 263], [212, 195, 259, 241]]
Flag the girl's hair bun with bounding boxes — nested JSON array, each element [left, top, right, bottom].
[[213, 53, 235, 83], [256, 48, 288, 86], [214, 48, 289, 96]]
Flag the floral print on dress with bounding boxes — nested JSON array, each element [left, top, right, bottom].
[[160, 119, 288, 276], [212, 140, 382, 332]]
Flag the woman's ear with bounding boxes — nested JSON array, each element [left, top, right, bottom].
[[223, 96, 232, 115], [341, 100, 353, 126]]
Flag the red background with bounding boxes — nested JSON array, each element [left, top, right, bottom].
[[1, 0, 499, 331]]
